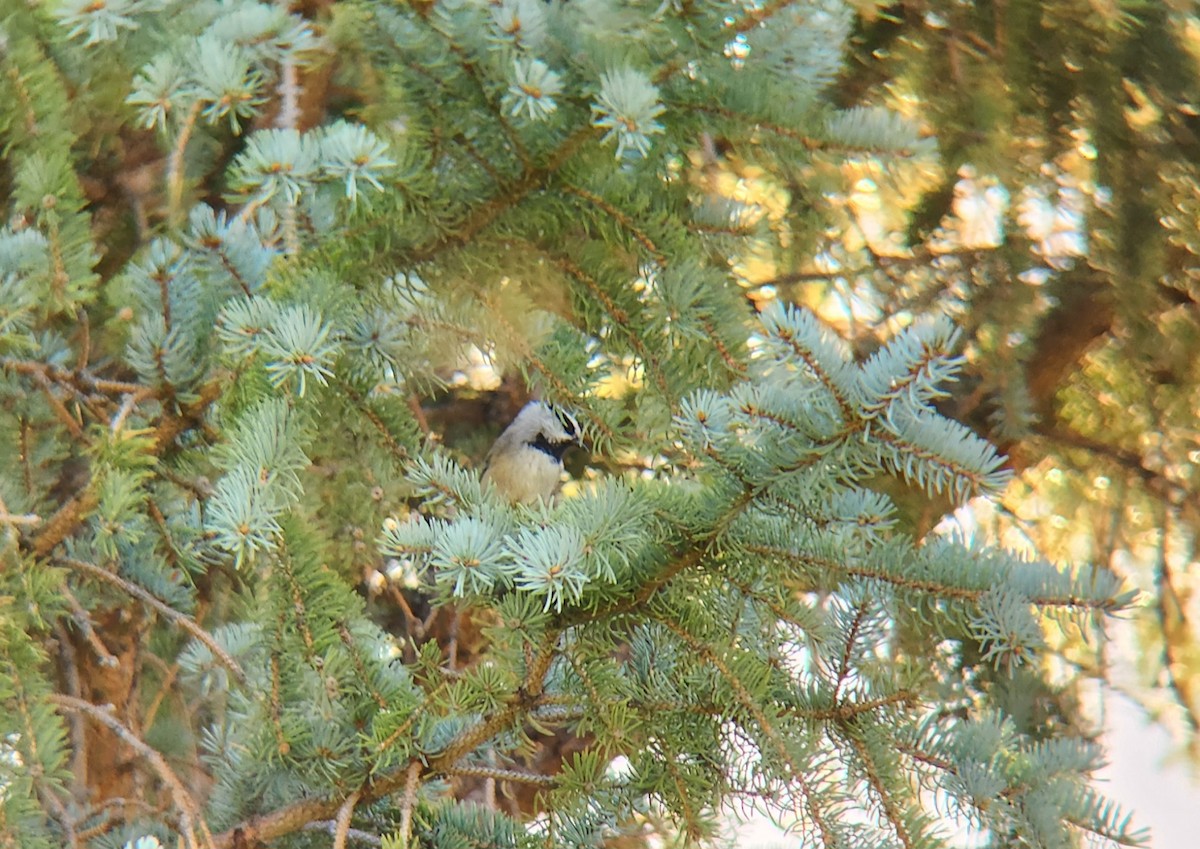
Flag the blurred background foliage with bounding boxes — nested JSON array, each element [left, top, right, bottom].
[[789, 0, 1200, 756]]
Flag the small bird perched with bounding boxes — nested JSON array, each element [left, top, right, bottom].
[[481, 401, 582, 505]]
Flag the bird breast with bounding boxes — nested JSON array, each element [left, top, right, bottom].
[[483, 445, 565, 505]]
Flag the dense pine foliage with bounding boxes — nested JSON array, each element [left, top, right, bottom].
[[2, 2, 1184, 848]]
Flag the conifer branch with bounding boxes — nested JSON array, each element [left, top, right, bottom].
[[692, 104, 821, 150], [49, 694, 213, 849], [339, 624, 390, 710], [60, 556, 248, 685], [700, 317, 747, 376], [333, 377, 411, 463], [60, 584, 118, 668], [844, 730, 914, 849], [33, 369, 85, 439], [415, 14, 531, 170], [454, 132, 506, 187], [304, 820, 382, 847], [167, 101, 203, 224], [268, 642, 288, 754], [743, 544, 1122, 611], [443, 764, 557, 787], [213, 631, 562, 847], [37, 783, 79, 849], [12, 670, 79, 847], [1, 359, 151, 399], [550, 253, 674, 401], [332, 788, 362, 849], [1, 4, 1151, 846], [4, 62, 39, 135], [397, 760, 421, 848], [32, 490, 99, 557], [662, 751, 701, 839], [52, 622, 89, 799], [560, 183, 665, 261], [43, 205, 72, 304], [723, 575, 816, 634], [832, 601, 868, 703], [408, 126, 596, 262], [653, 614, 835, 847]]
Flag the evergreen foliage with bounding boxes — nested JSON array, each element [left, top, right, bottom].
[[0, 1, 1147, 848], [817, 0, 1200, 755]]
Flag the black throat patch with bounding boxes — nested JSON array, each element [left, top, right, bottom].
[[531, 434, 572, 461]]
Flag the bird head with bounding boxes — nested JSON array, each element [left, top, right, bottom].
[[507, 401, 582, 461]]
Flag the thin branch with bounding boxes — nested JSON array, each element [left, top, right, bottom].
[[1153, 508, 1200, 737], [406, 125, 596, 264], [844, 731, 915, 849], [110, 393, 138, 433], [37, 784, 79, 849], [2, 358, 150, 398], [33, 369, 85, 439], [303, 820, 382, 847], [1038, 423, 1198, 523], [332, 788, 362, 849], [61, 556, 247, 685], [49, 695, 213, 849], [167, 101, 203, 224], [60, 585, 118, 668], [443, 764, 557, 788], [276, 57, 300, 130], [32, 490, 99, 557], [53, 623, 89, 802], [398, 761, 421, 849], [653, 613, 835, 846]]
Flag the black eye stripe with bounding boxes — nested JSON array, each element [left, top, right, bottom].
[[531, 433, 572, 461], [548, 404, 581, 439]]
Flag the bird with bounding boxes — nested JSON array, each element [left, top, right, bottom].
[[481, 401, 582, 505]]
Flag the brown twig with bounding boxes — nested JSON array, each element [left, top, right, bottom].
[[49, 695, 213, 849], [60, 585, 118, 668], [167, 101, 203, 224], [61, 556, 247, 685], [31, 490, 98, 557], [397, 761, 421, 848], [303, 820, 382, 847], [332, 788, 362, 849]]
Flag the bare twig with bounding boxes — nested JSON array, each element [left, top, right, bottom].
[[398, 761, 421, 848], [34, 369, 85, 439], [444, 764, 557, 788], [0, 490, 37, 548], [53, 622, 89, 802], [60, 585, 118, 668], [49, 695, 213, 849], [32, 491, 99, 557], [333, 788, 362, 849], [303, 821, 382, 847], [276, 57, 300, 131], [167, 102, 203, 223], [111, 393, 138, 433], [61, 556, 247, 685]]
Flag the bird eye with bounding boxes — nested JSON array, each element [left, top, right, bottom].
[[550, 405, 581, 440]]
